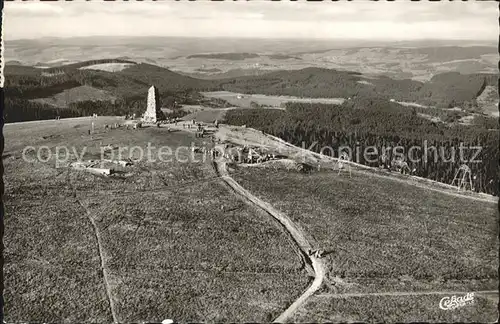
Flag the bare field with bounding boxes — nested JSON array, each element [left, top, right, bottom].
[[30, 85, 117, 108], [3, 118, 309, 322], [181, 108, 231, 123], [79, 62, 136, 72], [202, 91, 344, 108], [230, 167, 499, 295]]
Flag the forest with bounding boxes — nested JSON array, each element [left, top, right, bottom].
[[2, 96, 194, 123], [220, 68, 496, 108], [5, 63, 495, 110], [224, 101, 499, 196], [4, 97, 81, 122], [3, 62, 227, 122]]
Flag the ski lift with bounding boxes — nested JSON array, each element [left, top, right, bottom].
[[451, 164, 474, 191]]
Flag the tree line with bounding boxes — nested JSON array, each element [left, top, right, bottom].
[[224, 101, 499, 196], [219, 68, 496, 108], [3, 98, 81, 122]]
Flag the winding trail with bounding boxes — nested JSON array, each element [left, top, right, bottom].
[[77, 200, 119, 324], [213, 156, 326, 323]]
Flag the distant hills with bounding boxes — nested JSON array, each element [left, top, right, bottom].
[[186, 53, 300, 61], [187, 53, 260, 60], [6, 37, 496, 81], [409, 46, 497, 63], [3, 58, 498, 123], [296, 45, 497, 61]]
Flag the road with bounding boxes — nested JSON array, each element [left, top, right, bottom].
[[213, 155, 326, 323]]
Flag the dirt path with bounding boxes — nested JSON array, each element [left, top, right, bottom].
[[213, 155, 326, 323], [315, 290, 499, 298], [165, 124, 327, 322], [77, 200, 119, 323], [167, 123, 496, 320]]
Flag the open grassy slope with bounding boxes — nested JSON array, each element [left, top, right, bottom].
[[202, 91, 344, 108], [3, 118, 308, 322], [79, 63, 136, 72], [230, 167, 498, 322], [79, 182, 308, 322], [198, 124, 499, 322], [232, 167, 498, 289], [180, 108, 230, 123], [4, 199, 113, 323], [30, 85, 117, 108], [291, 292, 498, 322]]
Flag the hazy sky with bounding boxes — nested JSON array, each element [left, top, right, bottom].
[[4, 1, 498, 41]]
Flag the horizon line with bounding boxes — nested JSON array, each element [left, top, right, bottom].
[[5, 35, 497, 43]]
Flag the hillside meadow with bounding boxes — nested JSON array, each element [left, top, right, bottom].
[[3, 118, 309, 322], [291, 292, 498, 322], [231, 167, 498, 293]]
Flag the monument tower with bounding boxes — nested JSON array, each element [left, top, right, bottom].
[[141, 85, 163, 123]]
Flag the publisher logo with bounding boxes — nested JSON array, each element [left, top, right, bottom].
[[439, 292, 475, 310]]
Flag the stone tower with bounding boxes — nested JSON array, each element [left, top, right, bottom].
[[142, 86, 163, 123]]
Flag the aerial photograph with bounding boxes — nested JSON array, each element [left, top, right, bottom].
[[1, 1, 498, 323]]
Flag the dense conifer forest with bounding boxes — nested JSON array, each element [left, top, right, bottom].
[[225, 102, 499, 196], [220, 68, 496, 108]]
